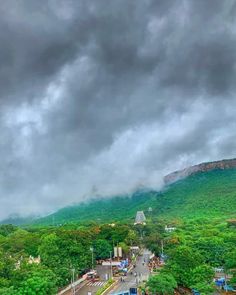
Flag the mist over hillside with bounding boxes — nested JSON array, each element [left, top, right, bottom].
[[3, 159, 236, 226], [33, 168, 236, 226]]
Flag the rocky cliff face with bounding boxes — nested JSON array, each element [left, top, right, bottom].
[[164, 158, 236, 184]]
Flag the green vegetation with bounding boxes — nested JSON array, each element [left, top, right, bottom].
[[147, 273, 177, 295], [0, 223, 137, 294], [1, 168, 236, 294], [144, 218, 236, 294], [28, 168, 236, 226], [156, 168, 236, 219], [1, 210, 236, 294], [17, 267, 57, 295], [94, 239, 112, 260], [32, 193, 152, 226]]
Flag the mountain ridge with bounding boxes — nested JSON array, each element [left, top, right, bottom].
[[164, 158, 236, 184]]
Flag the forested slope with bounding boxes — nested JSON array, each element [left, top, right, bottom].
[[33, 168, 236, 226]]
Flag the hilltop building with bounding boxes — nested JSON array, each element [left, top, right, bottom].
[[134, 211, 146, 225]]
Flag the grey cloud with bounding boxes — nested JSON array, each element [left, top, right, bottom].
[[0, 0, 236, 219]]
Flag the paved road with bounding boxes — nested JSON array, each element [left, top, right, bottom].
[[108, 249, 151, 295], [61, 265, 111, 295], [74, 266, 111, 295], [76, 280, 106, 295], [61, 251, 151, 295]]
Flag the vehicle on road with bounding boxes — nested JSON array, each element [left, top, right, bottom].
[[87, 270, 99, 280]]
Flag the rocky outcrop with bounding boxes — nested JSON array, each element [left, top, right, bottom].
[[164, 158, 236, 184]]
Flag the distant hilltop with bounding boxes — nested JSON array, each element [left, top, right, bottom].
[[164, 158, 236, 184]]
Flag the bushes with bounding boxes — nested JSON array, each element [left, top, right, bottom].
[[0, 223, 131, 292]]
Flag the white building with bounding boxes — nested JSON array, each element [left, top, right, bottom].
[[165, 225, 176, 232], [134, 211, 146, 225]]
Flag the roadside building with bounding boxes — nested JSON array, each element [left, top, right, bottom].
[[28, 255, 41, 264], [165, 225, 176, 232]]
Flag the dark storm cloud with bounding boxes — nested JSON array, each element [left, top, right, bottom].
[[0, 0, 236, 219]]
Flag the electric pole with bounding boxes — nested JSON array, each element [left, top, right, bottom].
[[71, 268, 75, 295], [90, 247, 94, 270], [110, 250, 113, 279]]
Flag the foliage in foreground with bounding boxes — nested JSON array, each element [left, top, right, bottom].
[[0, 224, 137, 294], [147, 273, 177, 295], [144, 217, 236, 294]]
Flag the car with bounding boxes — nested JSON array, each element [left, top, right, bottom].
[[86, 270, 98, 280]]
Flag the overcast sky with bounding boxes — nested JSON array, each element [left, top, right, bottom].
[[0, 0, 236, 219]]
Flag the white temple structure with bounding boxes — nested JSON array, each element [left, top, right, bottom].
[[134, 211, 146, 225]]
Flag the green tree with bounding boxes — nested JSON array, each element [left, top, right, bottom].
[[38, 234, 59, 269], [3, 229, 41, 258], [194, 237, 226, 265], [147, 273, 177, 295], [38, 231, 91, 287], [125, 230, 138, 246], [167, 246, 203, 286], [38, 233, 65, 285], [0, 225, 17, 237], [94, 239, 112, 260], [225, 249, 236, 270], [0, 250, 15, 288], [0, 286, 16, 295], [191, 282, 214, 295], [225, 250, 236, 287], [99, 224, 129, 244], [17, 271, 57, 295], [190, 265, 214, 295], [119, 242, 129, 257], [143, 233, 162, 256]]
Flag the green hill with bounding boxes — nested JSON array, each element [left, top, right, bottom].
[[32, 168, 236, 226]]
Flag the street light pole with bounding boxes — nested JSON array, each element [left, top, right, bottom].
[[92, 248, 94, 270], [110, 250, 113, 279], [161, 240, 164, 256], [71, 268, 75, 295], [90, 247, 94, 270]]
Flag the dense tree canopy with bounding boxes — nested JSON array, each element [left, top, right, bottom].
[[0, 214, 236, 294], [147, 273, 177, 295], [0, 223, 132, 293], [143, 217, 236, 294]]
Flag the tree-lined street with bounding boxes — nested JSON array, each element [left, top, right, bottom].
[[108, 249, 151, 295]]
